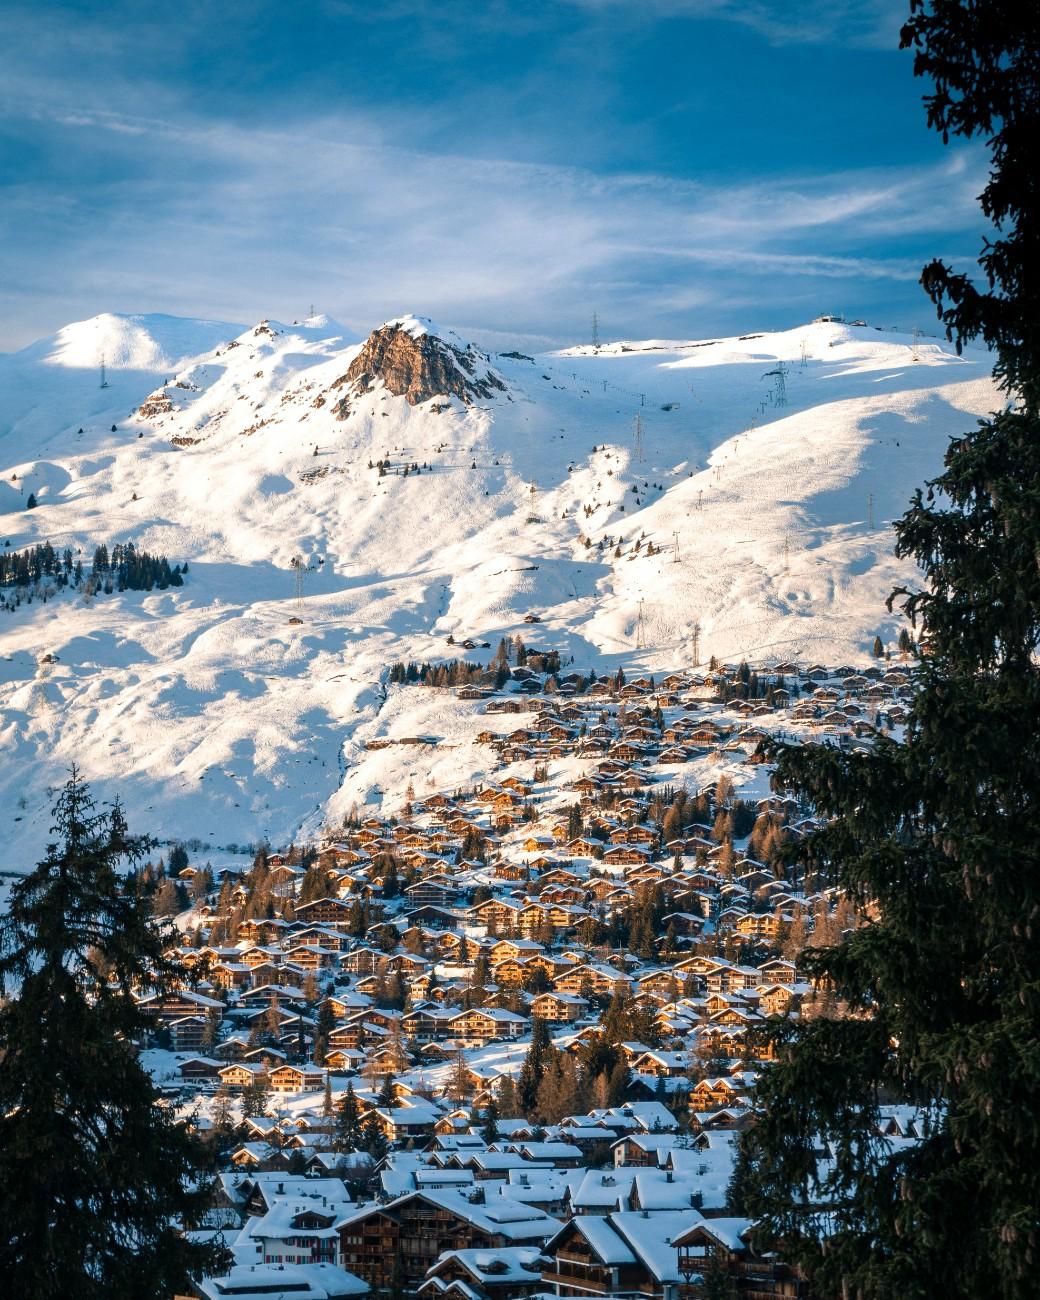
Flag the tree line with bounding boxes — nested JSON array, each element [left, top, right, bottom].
[[0, 538, 186, 611]]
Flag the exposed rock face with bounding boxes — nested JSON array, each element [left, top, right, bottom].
[[138, 388, 175, 418], [138, 378, 195, 420], [332, 321, 506, 414]]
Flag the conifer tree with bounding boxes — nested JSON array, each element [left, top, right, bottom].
[[534, 1057, 566, 1125], [242, 1073, 271, 1119], [480, 1096, 500, 1143], [0, 772, 229, 1297], [210, 1088, 237, 1150], [496, 1075, 521, 1118], [742, 7, 1040, 1297], [377, 1070, 397, 1108], [362, 1113, 389, 1161], [517, 1016, 553, 1114], [335, 1083, 364, 1151]]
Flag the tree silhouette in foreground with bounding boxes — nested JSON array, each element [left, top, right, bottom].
[[741, 5, 1040, 1298], [0, 772, 229, 1298]]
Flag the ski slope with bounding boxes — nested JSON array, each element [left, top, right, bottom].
[[0, 310, 996, 859]]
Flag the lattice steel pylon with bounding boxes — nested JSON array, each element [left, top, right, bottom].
[[634, 411, 645, 464], [290, 555, 305, 615], [763, 360, 789, 407], [635, 599, 648, 649]]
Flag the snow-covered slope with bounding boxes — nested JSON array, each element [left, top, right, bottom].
[[0, 312, 246, 446], [0, 311, 995, 857]]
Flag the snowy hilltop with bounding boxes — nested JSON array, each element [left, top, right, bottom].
[[0, 310, 995, 857]]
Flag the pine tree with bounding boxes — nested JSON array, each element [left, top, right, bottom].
[[362, 1114, 389, 1161], [517, 1016, 553, 1115], [153, 876, 182, 916], [534, 1057, 565, 1124], [242, 1072, 272, 1119], [168, 842, 189, 875], [698, 1249, 737, 1300], [497, 1075, 522, 1118], [335, 1083, 363, 1151], [0, 772, 229, 1296], [607, 1058, 630, 1106], [377, 1071, 397, 1108], [480, 1096, 500, 1143], [742, 9, 1040, 1298], [211, 1088, 237, 1147]]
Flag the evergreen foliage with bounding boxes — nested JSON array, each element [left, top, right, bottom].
[[741, 7, 1040, 1297], [0, 772, 229, 1297], [387, 647, 562, 688], [334, 1084, 364, 1152], [0, 539, 185, 612]]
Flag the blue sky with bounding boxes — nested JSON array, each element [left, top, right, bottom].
[[0, 0, 989, 351]]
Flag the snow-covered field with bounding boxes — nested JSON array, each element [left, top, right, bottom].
[[0, 310, 995, 860]]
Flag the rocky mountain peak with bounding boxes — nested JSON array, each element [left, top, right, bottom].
[[332, 319, 506, 413]]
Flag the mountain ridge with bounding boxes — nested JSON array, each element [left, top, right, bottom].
[[0, 310, 995, 860]]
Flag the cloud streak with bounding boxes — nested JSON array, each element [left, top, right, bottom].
[[564, 0, 905, 49], [0, 94, 987, 352]]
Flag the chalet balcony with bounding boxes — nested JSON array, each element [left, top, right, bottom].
[[677, 1251, 806, 1298], [541, 1271, 613, 1296]]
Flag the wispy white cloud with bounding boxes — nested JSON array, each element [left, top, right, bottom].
[[563, 0, 904, 49], [0, 96, 985, 350], [0, 0, 986, 349]]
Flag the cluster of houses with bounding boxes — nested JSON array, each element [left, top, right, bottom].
[[186, 1101, 833, 1300], [184, 1090, 923, 1300], [159, 657, 916, 1300]]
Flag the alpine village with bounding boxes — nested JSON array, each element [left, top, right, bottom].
[[2, 6, 1038, 1300], [136, 650, 905, 1300]]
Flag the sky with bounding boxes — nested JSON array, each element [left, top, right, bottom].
[[0, 0, 991, 352]]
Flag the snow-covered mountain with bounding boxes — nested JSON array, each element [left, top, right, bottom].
[[0, 309, 996, 857]]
